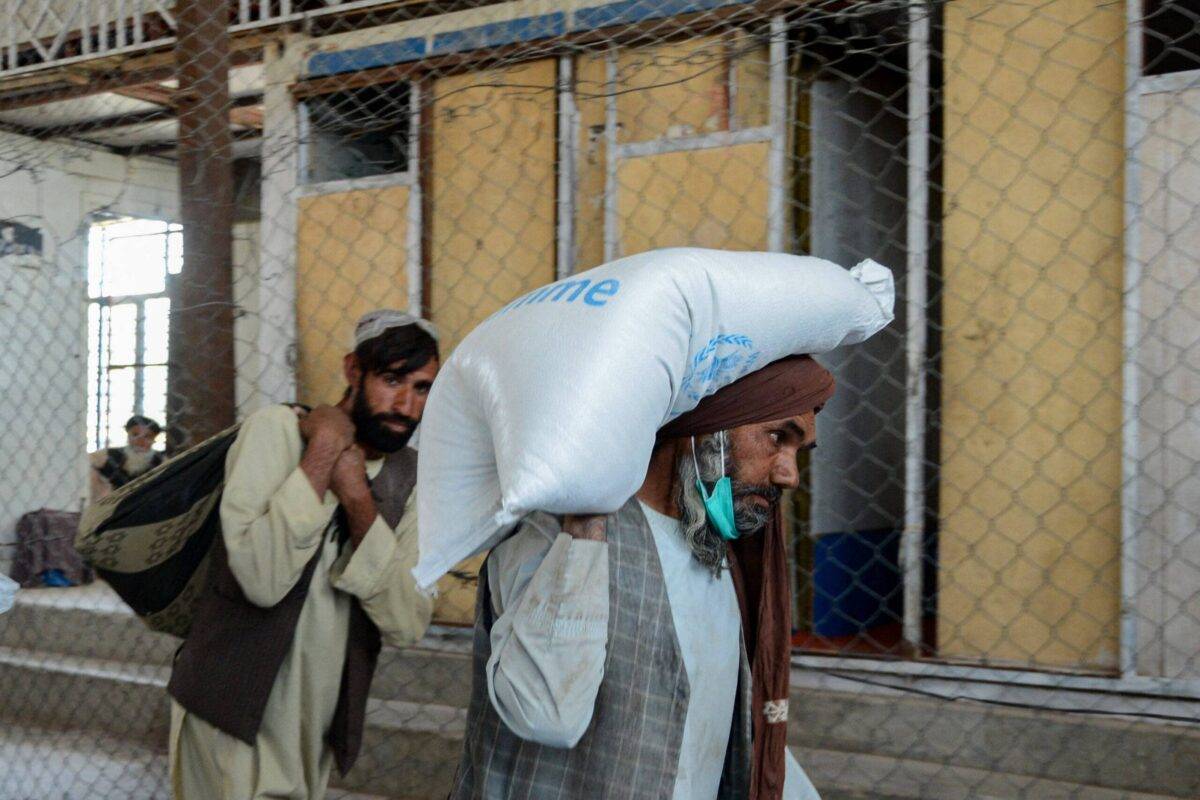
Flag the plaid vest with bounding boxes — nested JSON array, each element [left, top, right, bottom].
[[451, 498, 753, 799], [168, 446, 417, 775]]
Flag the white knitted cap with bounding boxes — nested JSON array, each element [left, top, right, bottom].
[[353, 309, 439, 348]]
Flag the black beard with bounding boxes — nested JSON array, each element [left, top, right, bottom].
[[731, 481, 781, 535], [352, 384, 416, 454]]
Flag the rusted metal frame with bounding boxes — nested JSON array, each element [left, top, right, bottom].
[[167, 0, 237, 449]]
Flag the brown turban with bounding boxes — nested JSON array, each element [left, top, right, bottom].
[[658, 354, 834, 800], [659, 354, 835, 440]]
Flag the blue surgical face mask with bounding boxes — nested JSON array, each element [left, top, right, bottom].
[[693, 436, 738, 541]]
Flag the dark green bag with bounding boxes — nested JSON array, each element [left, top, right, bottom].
[[76, 405, 307, 638], [76, 426, 240, 638]]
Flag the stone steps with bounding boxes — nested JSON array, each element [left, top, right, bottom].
[[3, 584, 1198, 799], [788, 680, 1200, 799], [0, 584, 476, 707], [0, 643, 464, 798], [0, 722, 404, 800], [796, 747, 1189, 800]]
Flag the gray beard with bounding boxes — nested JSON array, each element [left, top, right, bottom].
[[675, 432, 775, 576], [122, 446, 158, 476], [675, 433, 732, 576]]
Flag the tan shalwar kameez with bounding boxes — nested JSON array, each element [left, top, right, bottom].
[[169, 405, 431, 800]]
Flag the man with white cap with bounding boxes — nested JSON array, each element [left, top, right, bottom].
[[168, 310, 439, 800]]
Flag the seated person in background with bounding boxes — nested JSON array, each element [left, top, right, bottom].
[[89, 415, 165, 503]]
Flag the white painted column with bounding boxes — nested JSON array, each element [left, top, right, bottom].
[[768, 15, 789, 252], [255, 35, 304, 407], [1119, 0, 1145, 680], [557, 54, 578, 279], [603, 47, 618, 263], [902, 0, 931, 653], [407, 81, 423, 314]]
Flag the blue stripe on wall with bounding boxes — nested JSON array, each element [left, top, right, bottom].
[[307, 37, 427, 77], [573, 0, 741, 30], [305, 0, 755, 78], [431, 13, 566, 56]]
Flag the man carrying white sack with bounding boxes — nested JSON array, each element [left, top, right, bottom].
[[452, 354, 832, 800], [168, 311, 438, 800]]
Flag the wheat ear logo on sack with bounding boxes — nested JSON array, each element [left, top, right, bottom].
[[677, 334, 761, 406]]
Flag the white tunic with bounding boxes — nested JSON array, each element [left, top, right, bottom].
[[486, 501, 822, 799], [169, 405, 432, 800], [642, 502, 742, 799]]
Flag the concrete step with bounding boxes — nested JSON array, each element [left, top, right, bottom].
[[0, 583, 475, 707], [6, 585, 1197, 798], [342, 699, 465, 798], [0, 722, 419, 800], [346, 725, 1200, 800], [0, 584, 179, 666], [0, 645, 171, 748], [3, 644, 1195, 800], [789, 684, 1200, 799], [795, 747, 1190, 800], [0, 723, 170, 800], [0, 644, 464, 798]]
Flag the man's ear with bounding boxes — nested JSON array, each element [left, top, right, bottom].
[[343, 353, 362, 389]]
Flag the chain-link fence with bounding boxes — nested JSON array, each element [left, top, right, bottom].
[[0, 0, 1198, 798]]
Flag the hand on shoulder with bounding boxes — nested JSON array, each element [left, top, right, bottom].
[[562, 515, 606, 542], [299, 404, 355, 454]]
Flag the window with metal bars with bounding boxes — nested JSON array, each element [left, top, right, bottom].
[[85, 217, 181, 452], [300, 82, 412, 184]]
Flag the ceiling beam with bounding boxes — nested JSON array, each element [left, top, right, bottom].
[[114, 82, 264, 130], [105, 127, 261, 159], [0, 71, 175, 113], [26, 106, 175, 138], [9, 92, 264, 140], [113, 83, 177, 107], [230, 104, 264, 129], [0, 44, 262, 112]]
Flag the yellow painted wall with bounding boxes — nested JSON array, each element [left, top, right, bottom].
[[429, 59, 558, 352], [574, 51, 609, 271], [428, 59, 558, 623], [938, 0, 1124, 670], [617, 36, 729, 143], [617, 142, 770, 255], [733, 33, 770, 130], [296, 185, 410, 406], [574, 33, 772, 266]]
